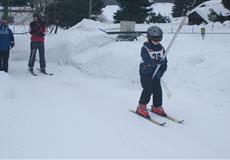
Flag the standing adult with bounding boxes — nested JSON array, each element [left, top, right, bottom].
[[28, 13, 46, 74], [0, 19, 15, 73]]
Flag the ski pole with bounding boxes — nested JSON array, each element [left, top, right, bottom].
[[151, 0, 197, 80], [161, 78, 172, 98], [29, 48, 36, 67]]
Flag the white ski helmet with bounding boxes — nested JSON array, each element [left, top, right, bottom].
[[147, 25, 163, 42]]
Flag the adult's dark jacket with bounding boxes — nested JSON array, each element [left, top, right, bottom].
[[29, 21, 46, 42]]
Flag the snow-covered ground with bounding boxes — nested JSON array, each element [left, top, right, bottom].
[[0, 19, 230, 158]]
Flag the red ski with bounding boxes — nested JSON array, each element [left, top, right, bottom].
[[130, 110, 166, 126]]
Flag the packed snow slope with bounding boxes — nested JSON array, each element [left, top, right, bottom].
[[0, 19, 230, 158]]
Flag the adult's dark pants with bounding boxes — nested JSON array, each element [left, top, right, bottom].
[[28, 41, 46, 70], [139, 76, 163, 107], [0, 50, 10, 72]]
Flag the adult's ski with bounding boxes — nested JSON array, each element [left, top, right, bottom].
[[37, 68, 53, 76], [130, 110, 166, 126], [148, 109, 184, 124], [28, 69, 37, 76]]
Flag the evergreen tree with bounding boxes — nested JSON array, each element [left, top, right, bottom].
[[172, 0, 194, 17], [149, 13, 171, 23], [172, 0, 185, 17], [113, 0, 152, 23], [222, 0, 230, 10], [45, 0, 104, 28]]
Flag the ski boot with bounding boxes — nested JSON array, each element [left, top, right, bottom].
[[151, 106, 167, 117], [29, 67, 33, 72], [28, 67, 37, 76], [136, 104, 150, 119], [40, 68, 47, 74]]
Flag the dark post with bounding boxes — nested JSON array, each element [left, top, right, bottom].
[[54, 0, 59, 34], [201, 27, 205, 40], [89, 0, 92, 19]]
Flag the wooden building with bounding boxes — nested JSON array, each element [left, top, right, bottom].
[[188, 0, 230, 25]]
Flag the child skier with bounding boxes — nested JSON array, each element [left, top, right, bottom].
[[136, 26, 167, 118]]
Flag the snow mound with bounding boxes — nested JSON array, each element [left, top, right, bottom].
[[51, 19, 142, 82], [70, 19, 106, 31], [45, 19, 110, 63], [71, 41, 141, 82]]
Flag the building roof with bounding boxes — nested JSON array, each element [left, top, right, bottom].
[[189, 0, 230, 23], [152, 0, 174, 3]]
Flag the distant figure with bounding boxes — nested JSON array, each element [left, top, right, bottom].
[[136, 26, 168, 118], [201, 27, 205, 40], [0, 19, 15, 73], [28, 13, 46, 74]]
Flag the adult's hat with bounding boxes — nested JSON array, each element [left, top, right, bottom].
[[147, 25, 163, 42], [33, 12, 40, 18]]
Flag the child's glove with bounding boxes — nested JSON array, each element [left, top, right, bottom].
[[156, 58, 166, 65], [10, 42, 15, 48], [35, 31, 45, 37]]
